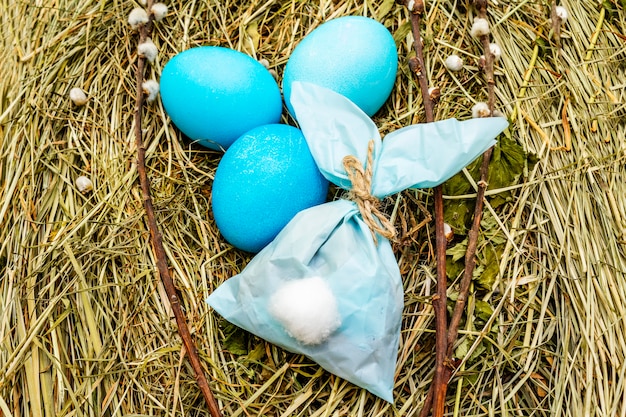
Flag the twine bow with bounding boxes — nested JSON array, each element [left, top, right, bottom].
[[342, 140, 397, 244]]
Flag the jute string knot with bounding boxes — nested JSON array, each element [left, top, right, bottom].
[[342, 140, 397, 244]]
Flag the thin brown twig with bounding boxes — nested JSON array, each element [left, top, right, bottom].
[[407, 4, 434, 122], [446, 150, 492, 357], [431, 188, 449, 417], [133, 3, 222, 416], [406, 2, 449, 417]]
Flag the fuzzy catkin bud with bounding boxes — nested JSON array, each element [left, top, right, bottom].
[[138, 38, 158, 62], [489, 43, 502, 61], [492, 109, 506, 118], [76, 176, 93, 193], [443, 223, 454, 242], [472, 102, 491, 118], [142, 79, 160, 102], [428, 87, 440, 103], [151, 3, 168, 21], [128, 7, 149, 29], [258, 58, 270, 69], [444, 54, 463, 72], [69, 87, 88, 106], [470, 17, 490, 38], [555, 6, 568, 22]]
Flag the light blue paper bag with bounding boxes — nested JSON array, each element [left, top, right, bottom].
[[207, 82, 508, 402]]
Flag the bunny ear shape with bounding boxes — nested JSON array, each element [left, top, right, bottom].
[[371, 117, 508, 197], [290, 82, 382, 189], [291, 82, 508, 197]]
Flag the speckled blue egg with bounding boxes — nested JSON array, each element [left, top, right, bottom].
[[212, 124, 329, 253], [160, 46, 283, 150], [283, 16, 398, 117]]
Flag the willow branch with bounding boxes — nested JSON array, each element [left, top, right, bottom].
[[477, 0, 497, 115], [447, 0, 497, 369], [407, 3, 434, 122], [133, 4, 222, 416], [406, 2, 449, 417]]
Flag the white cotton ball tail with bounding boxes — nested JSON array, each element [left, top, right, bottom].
[[69, 87, 88, 106], [269, 277, 341, 345]]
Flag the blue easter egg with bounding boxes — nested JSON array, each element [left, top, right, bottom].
[[283, 16, 398, 117], [212, 124, 329, 253], [160, 46, 283, 150]]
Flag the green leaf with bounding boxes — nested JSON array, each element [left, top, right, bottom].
[[444, 200, 474, 235], [455, 337, 471, 359], [443, 157, 481, 196], [446, 237, 468, 262], [442, 158, 480, 233], [393, 21, 412, 44], [221, 319, 250, 355], [602, 0, 619, 22], [454, 335, 487, 362], [480, 211, 507, 246], [474, 300, 494, 322], [243, 20, 261, 55], [376, 0, 396, 20], [443, 132, 534, 232], [486, 133, 528, 208], [446, 252, 464, 282], [472, 262, 486, 284], [474, 242, 504, 290], [245, 342, 266, 363]]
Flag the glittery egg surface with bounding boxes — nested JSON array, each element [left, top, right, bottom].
[[160, 46, 282, 150], [211, 124, 329, 253], [282, 16, 398, 117]]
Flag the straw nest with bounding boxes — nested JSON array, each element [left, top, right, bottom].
[[1, 0, 625, 415]]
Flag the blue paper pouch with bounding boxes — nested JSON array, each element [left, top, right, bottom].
[[207, 82, 508, 402]]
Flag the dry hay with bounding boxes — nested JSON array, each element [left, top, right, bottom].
[[1, 0, 625, 416]]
